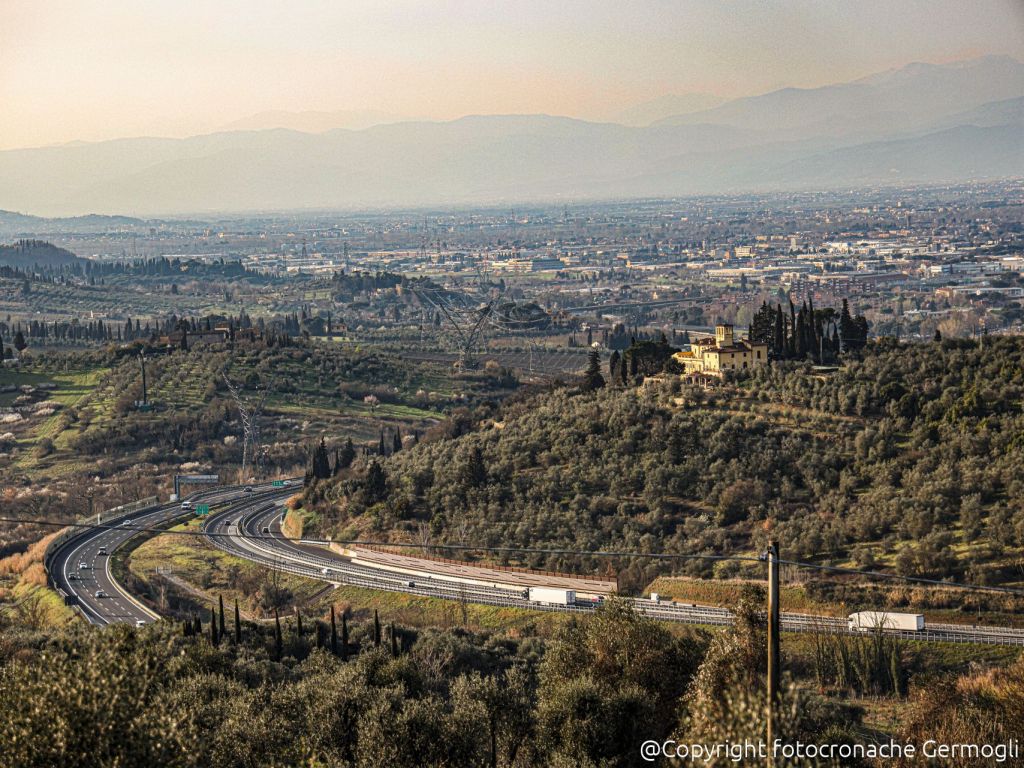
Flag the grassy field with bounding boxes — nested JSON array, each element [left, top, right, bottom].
[[125, 515, 578, 634], [0, 365, 110, 477]]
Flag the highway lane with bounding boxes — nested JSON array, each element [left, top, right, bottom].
[[202, 500, 1024, 647], [48, 481, 299, 625]]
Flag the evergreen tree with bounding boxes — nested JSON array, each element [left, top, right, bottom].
[[218, 594, 225, 639], [378, 429, 386, 456], [839, 298, 856, 353], [209, 605, 219, 647], [460, 447, 487, 487], [234, 599, 241, 644], [335, 438, 356, 473], [934, 328, 942, 342], [373, 609, 381, 647], [330, 605, 338, 656], [390, 623, 399, 657], [788, 301, 797, 357], [773, 304, 785, 359], [310, 438, 331, 479], [13, 330, 26, 352], [392, 426, 402, 454], [749, 301, 774, 348], [583, 349, 605, 390], [608, 349, 621, 383], [365, 460, 387, 502]]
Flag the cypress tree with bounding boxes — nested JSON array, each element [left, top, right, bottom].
[[773, 304, 785, 358], [392, 426, 402, 454], [390, 622, 399, 657], [296, 609, 303, 637], [583, 349, 605, 390], [210, 605, 219, 646], [788, 300, 797, 357], [378, 430, 386, 456], [373, 609, 381, 647], [234, 599, 241, 644], [218, 594, 226, 639], [330, 605, 338, 656]]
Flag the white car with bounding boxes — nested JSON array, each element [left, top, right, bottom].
[[94, 590, 106, 598], [79, 562, 89, 570], [97, 547, 107, 555], [121, 519, 132, 527], [135, 620, 146, 627]]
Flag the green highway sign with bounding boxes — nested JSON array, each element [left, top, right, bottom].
[[195, 504, 210, 515], [272, 480, 284, 487]]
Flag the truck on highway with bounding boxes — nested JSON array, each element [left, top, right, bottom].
[[848, 611, 924, 632], [527, 587, 576, 606]]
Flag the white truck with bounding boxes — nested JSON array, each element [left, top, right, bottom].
[[528, 588, 576, 606], [848, 611, 924, 632]]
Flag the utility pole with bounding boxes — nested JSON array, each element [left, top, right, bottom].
[[766, 540, 781, 763]]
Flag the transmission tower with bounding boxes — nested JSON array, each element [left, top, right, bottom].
[[413, 278, 552, 373], [224, 373, 270, 482], [412, 283, 496, 369]]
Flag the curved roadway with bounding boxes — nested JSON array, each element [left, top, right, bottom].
[[48, 486, 1024, 646], [48, 482, 297, 625], [203, 500, 1024, 647]]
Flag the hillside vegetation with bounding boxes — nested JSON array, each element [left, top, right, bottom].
[[308, 337, 1024, 599], [0, 240, 82, 269]]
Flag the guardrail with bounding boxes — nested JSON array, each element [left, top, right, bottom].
[[42, 496, 161, 589]]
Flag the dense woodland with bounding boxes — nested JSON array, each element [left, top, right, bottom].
[[0, 240, 82, 270], [1, 594, 1020, 767], [307, 336, 1024, 594]]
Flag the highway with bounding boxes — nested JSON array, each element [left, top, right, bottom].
[[201, 499, 1024, 647], [46, 482, 297, 626], [47, 486, 1024, 646]]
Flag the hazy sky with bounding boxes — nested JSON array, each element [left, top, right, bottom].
[[2, 0, 1022, 150]]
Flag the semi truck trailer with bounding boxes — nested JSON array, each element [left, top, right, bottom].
[[527, 588, 576, 606], [848, 611, 924, 632]]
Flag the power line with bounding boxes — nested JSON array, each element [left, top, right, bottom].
[[10, 515, 1024, 598]]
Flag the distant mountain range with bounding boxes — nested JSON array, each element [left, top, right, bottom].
[[607, 93, 727, 126], [1, 55, 1021, 216], [216, 109, 414, 134]]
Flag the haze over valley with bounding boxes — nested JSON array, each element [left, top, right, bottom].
[[1, 56, 1022, 216]]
